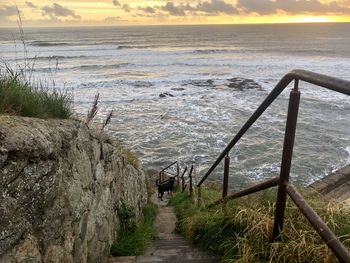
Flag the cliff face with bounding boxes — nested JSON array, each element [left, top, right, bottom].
[[0, 116, 148, 263]]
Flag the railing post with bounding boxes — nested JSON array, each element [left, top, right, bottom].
[[181, 166, 187, 192], [272, 81, 301, 241], [223, 154, 230, 198], [189, 165, 194, 197], [158, 172, 162, 185], [197, 186, 201, 207], [176, 163, 180, 187]]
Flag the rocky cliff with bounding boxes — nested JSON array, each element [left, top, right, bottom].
[[0, 116, 148, 263]]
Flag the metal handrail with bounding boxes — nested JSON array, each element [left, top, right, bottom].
[[158, 161, 178, 184], [161, 70, 350, 261], [159, 161, 178, 174], [197, 69, 350, 187], [190, 69, 350, 262]]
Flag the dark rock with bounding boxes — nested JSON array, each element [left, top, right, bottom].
[[171, 88, 185, 91], [227, 78, 262, 91], [182, 79, 215, 87], [134, 81, 153, 88], [159, 92, 175, 98]]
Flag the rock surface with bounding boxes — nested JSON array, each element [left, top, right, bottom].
[[0, 116, 147, 263], [183, 79, 215, 87], [226, 77, 262, 90]]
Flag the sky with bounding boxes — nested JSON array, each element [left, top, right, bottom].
[[1, 0, 350, 27]]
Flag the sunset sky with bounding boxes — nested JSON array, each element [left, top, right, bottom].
[[1, 0, 350, 27]]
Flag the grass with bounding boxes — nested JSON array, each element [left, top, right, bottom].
[[0, 66, 72, 119], [169, 186, 350, 263], [111, 203, 158, 256], [113, 141, 141, 170]]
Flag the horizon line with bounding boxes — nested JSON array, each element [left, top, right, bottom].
[[1, 21, 350, 29]]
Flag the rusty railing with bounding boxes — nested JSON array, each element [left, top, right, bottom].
[[158, 161, 195, 197], [158, 161, 178, 184], [193, 69, 350, 262]]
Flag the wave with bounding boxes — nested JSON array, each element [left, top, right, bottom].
[[70, 62, 132, 71], [30, 40, 161, 50], [33, 55, 90, 61], [193, 49, 233, 54], [30, 41, 70, 47], [117, 45, 160, 50]]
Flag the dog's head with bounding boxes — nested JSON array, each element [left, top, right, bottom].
[[169, 177, 175, 181]]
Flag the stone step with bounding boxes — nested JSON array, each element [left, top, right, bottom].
[[309, 164, 350, 204], [324, 182, 350, 201]]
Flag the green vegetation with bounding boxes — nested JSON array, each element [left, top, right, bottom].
[[111, 203, 158, 256], [114, 142, 141, 169], [0, 67, 72, 119], [170, 186, 350, 263]]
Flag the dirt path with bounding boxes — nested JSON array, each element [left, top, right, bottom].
[[110, 191, 219, 263]]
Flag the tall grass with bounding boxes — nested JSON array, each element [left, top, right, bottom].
[[0, 65, 73, 119], [1, 11, 72, 119], [170, 187, 350, 262]]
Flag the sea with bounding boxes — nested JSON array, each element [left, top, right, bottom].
[[0, 23, 349, 188]]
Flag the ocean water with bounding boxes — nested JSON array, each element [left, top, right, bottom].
[[0, 23, 349, 188]]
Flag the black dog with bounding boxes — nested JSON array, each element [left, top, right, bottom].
[[156, 177, 175, 201]]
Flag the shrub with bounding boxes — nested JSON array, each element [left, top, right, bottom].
[[111, 203, 158, 256], [117, 203, 137, 230]]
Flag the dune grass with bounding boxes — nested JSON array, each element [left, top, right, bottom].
[[0, 66, 72, 119], [169, 186, 350, 262], [111, 203, 158, 256]]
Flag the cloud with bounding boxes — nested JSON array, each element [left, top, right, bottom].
[[161, 2, 186, 16], [103, 16, 126, 23], [25, 1, 37, 9], [112, 0, 120, 6], [237, 0, 350, 15], [196, 0, 238, 15], [42, 3, 81, 19], [112, 1, 131, 12], [236, 0, 274, 14], [136, 1, 237, 17], [0, 5, 18, 16], [275, 0, 349, 14], [111, 0, 350, 20], [122, 4, 131, 12], [139, 6, 156, 14]]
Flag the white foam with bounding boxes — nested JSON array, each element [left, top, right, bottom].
[[2, 25, 350, 186]]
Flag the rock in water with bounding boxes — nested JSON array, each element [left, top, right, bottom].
[[227, 77, 262, 90], [0, 116, 147, 263], [182, 79, 215, 87], [159, 92, 174, 98]]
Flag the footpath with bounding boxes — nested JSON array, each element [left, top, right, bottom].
[[110, 191, 218, 263]]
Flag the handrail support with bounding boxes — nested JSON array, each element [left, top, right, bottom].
[[222, 154, 230, 198], [272, 88, 301, 241]]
